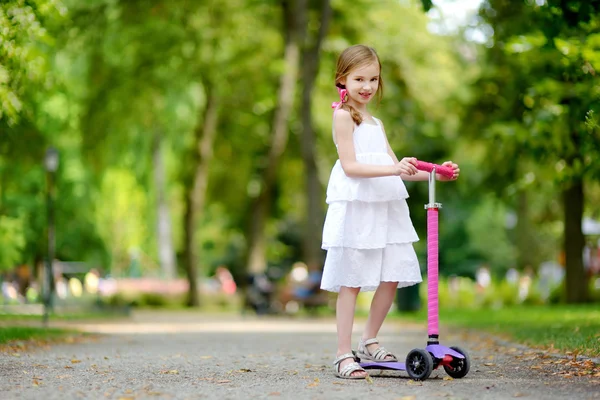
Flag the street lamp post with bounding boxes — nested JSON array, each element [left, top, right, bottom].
[[43, 147, 59, 327]]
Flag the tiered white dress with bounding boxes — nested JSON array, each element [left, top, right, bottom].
[[320, 117, 422, 293]]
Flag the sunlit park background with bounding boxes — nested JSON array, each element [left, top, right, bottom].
[[1, 0, 600, 357]]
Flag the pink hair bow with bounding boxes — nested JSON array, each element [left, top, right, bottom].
[[331, 87, 348, 109]]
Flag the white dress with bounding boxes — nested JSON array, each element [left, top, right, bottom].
[[320, 117, 422, 293]]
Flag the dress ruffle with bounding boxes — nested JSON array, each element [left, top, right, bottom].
[[325, 154, 409, 204], [322, 199, 419, 250], [320, 243, 422, 293]]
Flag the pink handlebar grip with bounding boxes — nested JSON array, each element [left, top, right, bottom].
[[415, 160, 454, 179]]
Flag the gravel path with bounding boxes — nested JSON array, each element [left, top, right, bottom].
[[1, 310, 598, 400]]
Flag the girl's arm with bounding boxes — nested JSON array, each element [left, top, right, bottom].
[[335, 110, 416, 178]]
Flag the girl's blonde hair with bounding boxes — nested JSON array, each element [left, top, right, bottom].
[[335, 45, 383, 125]]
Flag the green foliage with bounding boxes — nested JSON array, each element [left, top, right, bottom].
[[467, 0, 600, 182], [0, 0, 598, 304], [0, 0, 66, 126], [96, 168, 149, 275], [465, 196, 517, 275], [0, 215, 26, 270]]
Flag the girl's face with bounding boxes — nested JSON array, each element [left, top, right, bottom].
[[340, 61, 380, 109]]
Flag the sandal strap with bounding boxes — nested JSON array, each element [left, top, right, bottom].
[[333, 352, 357, 366], [371, 346, 394, 360], [363, 338, 379, 346], [339, 362, 365, 377]]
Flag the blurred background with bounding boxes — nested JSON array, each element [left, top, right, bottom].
[[1, 0, 599, 316]]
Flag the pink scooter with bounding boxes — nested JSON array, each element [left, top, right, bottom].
[[359, 160, 470, 381]]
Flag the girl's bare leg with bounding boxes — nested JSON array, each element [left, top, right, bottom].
[[362, 281, 398, 359], [336, 286, 366, 377]]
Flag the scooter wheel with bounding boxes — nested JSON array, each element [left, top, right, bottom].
[[443, 346, 470, 379], [406, 348, 433, 380]]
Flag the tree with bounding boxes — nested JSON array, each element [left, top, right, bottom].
[[466, 0, 600, 302], [245, 0, 304, 275], [298, 0, 332, 272]]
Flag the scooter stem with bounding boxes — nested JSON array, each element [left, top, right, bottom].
[[425, 168, 441, 345]]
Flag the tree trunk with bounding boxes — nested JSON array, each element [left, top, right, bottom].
[[299, 0, 331, 272], [515, 191, 537, 271], [563, 177, 588, 303], [246, 0, 302, 274], [153, 132, 177, 279], [183, 86, 219, 306]]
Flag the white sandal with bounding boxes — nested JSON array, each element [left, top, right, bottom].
[[356, 338, 398, 362], [333, 352, 368, 379]]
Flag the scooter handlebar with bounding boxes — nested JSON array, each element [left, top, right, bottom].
[[415, 160, 454, 179]]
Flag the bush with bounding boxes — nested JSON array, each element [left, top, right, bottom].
[[136, 292, 169, 308], [421, 274, 576, 310]]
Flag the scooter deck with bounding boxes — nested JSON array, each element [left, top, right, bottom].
[[359, 361, 406, 370], [359, 346, 464, 371]]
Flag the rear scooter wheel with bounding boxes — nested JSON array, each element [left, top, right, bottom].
[[406, 349, 433, 380], [443, 346, 470, 378]]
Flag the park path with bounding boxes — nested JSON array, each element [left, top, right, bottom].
[[0, 310, 598, 400]]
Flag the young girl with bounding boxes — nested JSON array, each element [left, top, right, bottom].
[[321, 45, 460, 379]]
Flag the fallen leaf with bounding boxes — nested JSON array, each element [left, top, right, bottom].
[[484, 363, 496, 366], [160, 370, 179, 375], [71, 359, 81, 364], [400, 396, 416, 400], [365, 375, 374, 384], [200, 356, 213, 359], [514, 393, 526, 397], [216, 379, 231, 384], [269, 393, 281, 396], [443, 376, 454, 381], [239, 368, 252, 373]]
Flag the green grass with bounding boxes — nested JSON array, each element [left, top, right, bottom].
[[0, 311, 122, 345], [0, 311, 126, 322], [0, 326, 73, 345], [393, 304, 600, 357]]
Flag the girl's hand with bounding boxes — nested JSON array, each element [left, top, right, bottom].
[[394, 157, 418, 176], [437, 161, 460, 181]]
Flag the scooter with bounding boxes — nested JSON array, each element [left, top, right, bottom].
[[359, 160, 470, 381]]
